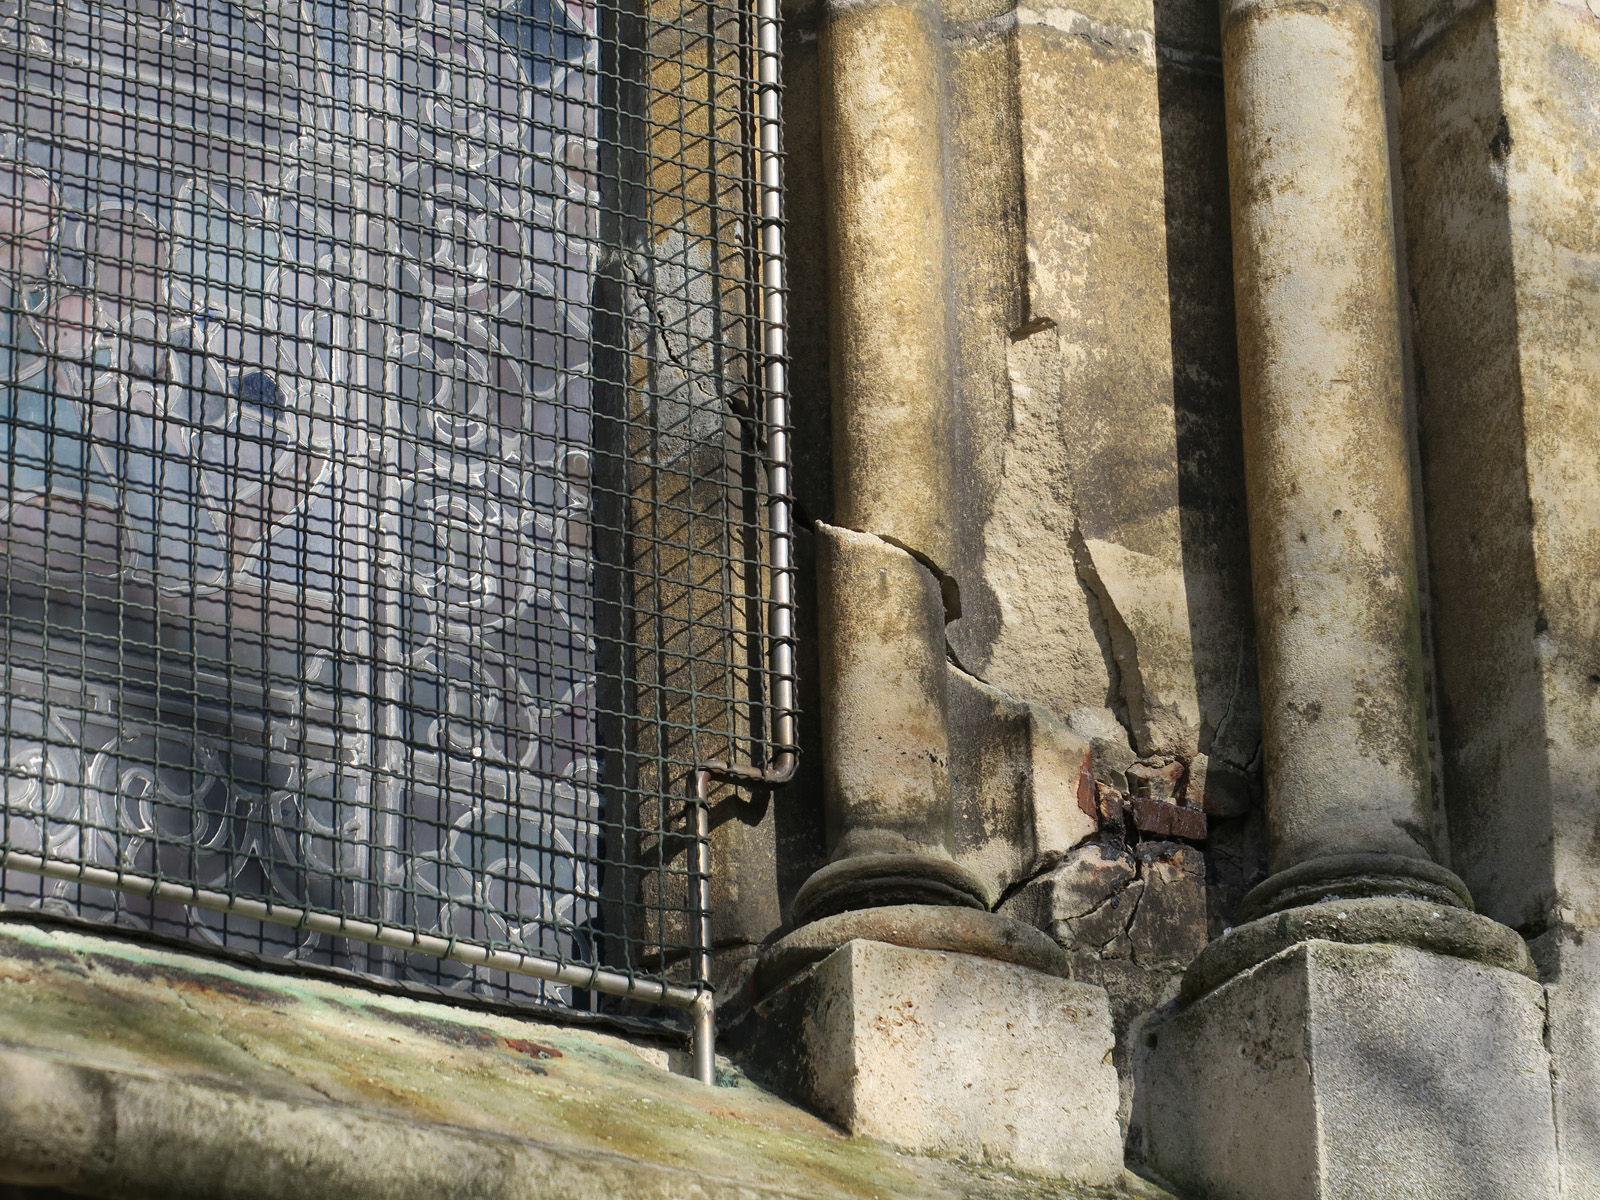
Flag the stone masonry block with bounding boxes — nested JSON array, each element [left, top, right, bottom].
[[947, 665, 1097, 904], [1533, 928, 1600, 1196], [1135, 939, 1559, 1200], [749, 939, 1122, 1182]]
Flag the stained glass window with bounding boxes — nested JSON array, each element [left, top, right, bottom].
[[0, 0, 790, 1013]]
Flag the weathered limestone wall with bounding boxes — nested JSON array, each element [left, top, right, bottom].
[[1396, 0, 1600, 1190], [776, 0, 1255, 821], [742, 0, 1260, 1117], [1396, 0, 1600, 938], [746, 0, 1600, 1180], [943, 0, 1257, 783], [937, 0, 1261, 946]]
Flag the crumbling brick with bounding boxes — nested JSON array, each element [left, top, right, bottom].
[[1077, 752, 1098, 821], [1096, 781, 1124, 827], [1129, 796, 1207, 841]]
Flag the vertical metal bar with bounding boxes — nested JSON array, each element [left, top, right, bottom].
[[692, 768, 714, 988], [691, 766, 716, 1085], [692, 991, 717, 1086], [756, 0, 796, 764], [368, 0, 409, 972], [679, 0, 792, 1084]]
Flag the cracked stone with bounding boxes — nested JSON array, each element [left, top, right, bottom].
[[1067, 878, 1145, 955], [1188, 753, 1253, 819], [1127, 761, 1185, 803], [1127, 842, 1208, 968], [997, 843, 1138, 932]]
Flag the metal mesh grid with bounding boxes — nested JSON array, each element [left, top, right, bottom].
[[0, 0, 791, 1015]]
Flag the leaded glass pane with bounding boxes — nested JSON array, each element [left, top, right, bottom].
[[0, 0, 608, 997]]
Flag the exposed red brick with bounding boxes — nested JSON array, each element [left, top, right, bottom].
[[1077, 749, 1098, 820], [1129, 796, 1207, 841], [1096, 781, 1124, 826]]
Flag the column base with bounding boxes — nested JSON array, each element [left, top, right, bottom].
[[1237, 852, 1473, 920], [1181, 895, 1536, 1003], [751, 902, 1068, 997], [742, 937, 1123, 1182], [1135, 939, 1559, 1200], [790, 851, 990, 924]]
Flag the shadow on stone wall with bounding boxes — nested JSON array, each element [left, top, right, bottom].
[[1150, 0, 1268, 935], [1395, 0, 1555, 934]]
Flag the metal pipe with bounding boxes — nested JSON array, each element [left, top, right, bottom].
[[757, 0, 797, 763], [689, 781, 716, 1086], [691, 988, 717, 1086], [669, 0, 799, 1087], [692, 773, 714, 1027], [683, 757, 798, 1084], [0, 848, 702, 1009]]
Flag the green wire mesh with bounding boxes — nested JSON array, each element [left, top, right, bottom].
[[0, 0, 789, 1011]]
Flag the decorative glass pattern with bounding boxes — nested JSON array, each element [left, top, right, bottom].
[[0, 0, 789, 1013]]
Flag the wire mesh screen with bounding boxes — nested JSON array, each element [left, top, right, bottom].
[[0, 0, 789, 1010]]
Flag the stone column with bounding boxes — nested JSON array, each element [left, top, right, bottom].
[[783, 0, 985, 925], [1180, 0, 1534, 980], [791, 523, 987, 920], [1138, 0, 1555, 1192], [739, 0, 1122, 1176], [820, 0, 955, 580], [1219, 0, 1454, 918]]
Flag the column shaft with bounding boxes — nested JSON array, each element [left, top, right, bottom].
[[783, 0, 988, 926], [822, 0, 955, 577], [1223, 0, 1445, 905], [793, 524, 987, 921]]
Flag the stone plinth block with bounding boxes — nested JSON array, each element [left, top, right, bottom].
[[1136, 939, 1559, 1200], [1534, 928, 1600, 1196], [747, 938, 1122, 1182]]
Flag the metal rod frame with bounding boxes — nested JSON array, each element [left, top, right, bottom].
[[684, 0, 796, 1084], [0, 0, 793, 1089]]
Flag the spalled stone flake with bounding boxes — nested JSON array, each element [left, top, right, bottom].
[[958, 323, 1119, 724], [1078, 540, 1203, 759], [946, 665, 1097, 903]]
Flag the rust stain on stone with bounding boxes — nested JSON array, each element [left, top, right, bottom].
[[503, 1037, 563, 1061]]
